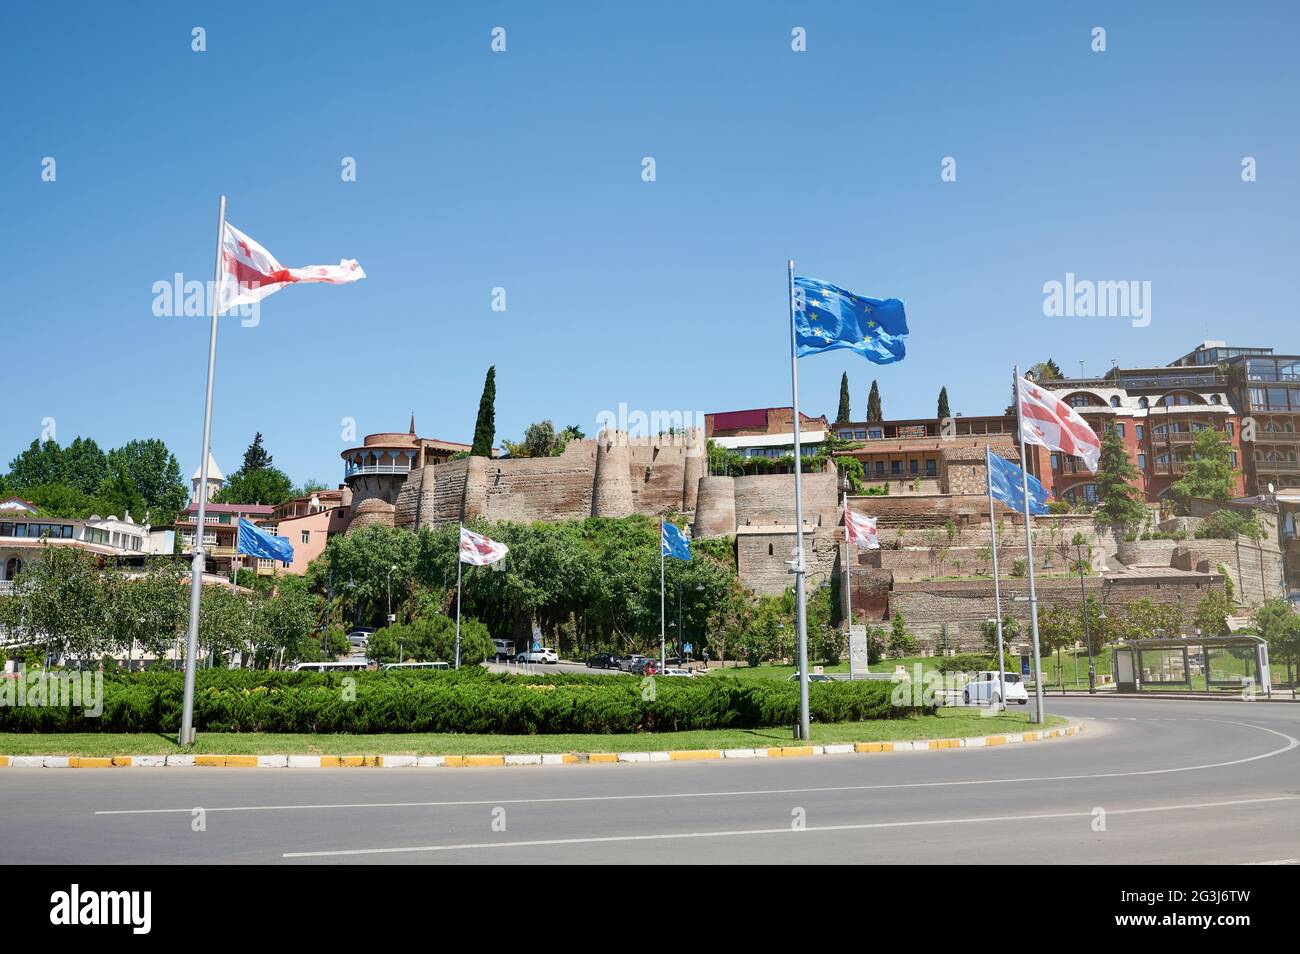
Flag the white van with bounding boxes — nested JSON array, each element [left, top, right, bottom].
[[962, 671, 1029, 705], [292, 660, 371, 672], [492, 639, 516, 661], [380, 661, 450, 670]]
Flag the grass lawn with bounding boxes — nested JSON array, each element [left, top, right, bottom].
[[0, 709, 1067, 756]]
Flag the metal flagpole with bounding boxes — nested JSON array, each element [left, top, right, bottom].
[[179, 194, 226, 746], [788, 260, 810, 741], [454, 523, 464, 669], [1013, 367, 1046, 724], [843, 491, 855, 679], [659, 518, 666, 673], [986, 446, 1008, 713]]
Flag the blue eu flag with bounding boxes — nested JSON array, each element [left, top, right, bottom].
[[237, 517, 295, 564], [986, 452, 1050, 516], [661, 521, 691, 561], [794, 276, 908, 364]]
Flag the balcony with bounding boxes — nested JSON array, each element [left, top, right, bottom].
[[343, 462, 414, 479], [1151, 462, 1190, 475], [1253, 459, 1300, 473], [1249, 431, 1300, 444]]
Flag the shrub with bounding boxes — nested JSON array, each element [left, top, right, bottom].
[[0, 668, 931, 734]]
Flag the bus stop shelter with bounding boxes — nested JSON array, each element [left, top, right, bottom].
[[1112, 635, 1270, 696]]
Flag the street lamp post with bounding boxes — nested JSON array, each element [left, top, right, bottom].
[[1077, 541, 1095, 693], [386, 564, 398, 625]]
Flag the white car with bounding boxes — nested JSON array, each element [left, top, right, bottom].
[[517, 647, 558, 664], [962, 671, 1029, 706], [659, 667, 693, 677]]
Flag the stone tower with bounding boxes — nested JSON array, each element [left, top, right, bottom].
[[592, 430, 634, 518]]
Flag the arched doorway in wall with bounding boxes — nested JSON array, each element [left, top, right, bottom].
[[3, 556, 22, 581]]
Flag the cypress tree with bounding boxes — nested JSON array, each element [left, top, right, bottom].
[[937, 386, 951, 419], [470, 366, 496, 457], [836, 373, 852, 423], [866, 380, 883, 422]]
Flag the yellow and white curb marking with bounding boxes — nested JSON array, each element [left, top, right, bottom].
[[0, 723, 1083, 768]]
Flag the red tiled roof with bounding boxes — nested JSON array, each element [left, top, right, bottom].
[[185, 502, 275, 515]]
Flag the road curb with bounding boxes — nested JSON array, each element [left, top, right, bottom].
[[0, 722, 1084, 768]]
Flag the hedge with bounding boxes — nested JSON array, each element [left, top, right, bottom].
[[0, 669, 930, 734]]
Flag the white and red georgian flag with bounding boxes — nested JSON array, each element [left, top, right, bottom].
[[845, 510, 879, 549], [217, 221, 365, 314], [1017, 375, 1101, 473], [459, 526, 509, 566]]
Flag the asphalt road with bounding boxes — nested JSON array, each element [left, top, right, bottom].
[[2, 697, 1297, 865]]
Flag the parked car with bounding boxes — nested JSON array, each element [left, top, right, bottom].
[[789, 673, 836, 683], [380, 661, 449, 670], [617, 654, 646, 672], [492, 638, 516, 661], [586, 652, 619, 669], [346, 627, 375, 650], [517, 647, 559, 664], [962, 671, 1029, 706], [659, 667, 693, 677], [629, 657, 659, 675]]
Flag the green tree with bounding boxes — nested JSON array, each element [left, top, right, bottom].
[[241, 432, 273, 472], [470, 366, 497, 457], [1094, 428, 1146, 529], [505, 420, 557, 459], [937, 386, 950, 419], [60, 437, 109, 495], [10, 545, 108, 662], [554, 424, 585, 456], [106, 439, 187, 519], [836, 372, 852, 424], [1255, 598, 1300, 687], [19, 482, 90, 518], [1029, 359, 1063, 381], [253, 576, 322, 666], [88, 462, 149, 519], [888, 611, 917, 657], [369, 614, 492, 664], [1193, 589, 1233, 636], [7, 439, 65, 489], [866, 380, 883, 422], [215, 467, 294, 506], [103, 559, 188, 664], [1171, 429, 1238, 512]]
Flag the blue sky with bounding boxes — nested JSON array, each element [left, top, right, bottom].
[[2, 1, 1296, 486]]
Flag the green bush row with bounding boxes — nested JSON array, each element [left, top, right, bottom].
[[0, 670, 929, 734]]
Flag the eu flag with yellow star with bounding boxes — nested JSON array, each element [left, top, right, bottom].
[[793, 276, 908, 364]]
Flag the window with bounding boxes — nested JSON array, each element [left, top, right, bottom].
[[838, 430, 853, 440], [1051, 453, 1060, 471], [1138, 397, 1149, 409], [1083, 484, 1099, 503], [1137, 453, 1146, 469], [909, 459, 919, 476], [1109, 396, 1121, 407], [925, 459, 937, 477], [1226, 421, 1234, 437], [855, 429, 868, 440], [1115, 423, 1125, 438], [1069, 394, 1092, 408], [300, 530, 310, 544], [874, 461, 885, 477], [891, 460, 903, 476], [1230, 452, 1238, 467], [1135, 425, 1144, 441], [867, 427, 883, 440]]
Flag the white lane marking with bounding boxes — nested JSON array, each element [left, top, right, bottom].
[[95, 719, 1298, 816], [282, 795, 1300, 858]]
